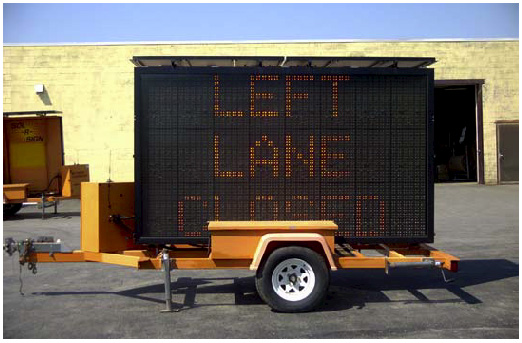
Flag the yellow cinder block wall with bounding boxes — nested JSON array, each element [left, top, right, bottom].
[[3, 40, 519, 184]]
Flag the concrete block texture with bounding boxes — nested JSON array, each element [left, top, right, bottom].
[[3, 40, 519, 183]]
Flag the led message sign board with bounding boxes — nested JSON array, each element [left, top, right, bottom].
[[135, 67, 434, 244]]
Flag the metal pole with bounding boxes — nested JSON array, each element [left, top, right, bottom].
[[161, 249, 173, 312], [54, 200, 58, 215]]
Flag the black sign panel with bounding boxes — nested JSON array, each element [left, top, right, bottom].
[[135, 67, 434, 244]]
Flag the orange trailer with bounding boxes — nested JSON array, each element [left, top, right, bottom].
[[3, 111, 89, 218], [4, 57, 458, 313], [4, 182, 459, 313]]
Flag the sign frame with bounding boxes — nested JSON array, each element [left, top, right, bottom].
[[134, 66, 434, 245]]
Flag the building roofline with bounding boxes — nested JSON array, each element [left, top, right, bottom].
[[3, 38, 519, 47]]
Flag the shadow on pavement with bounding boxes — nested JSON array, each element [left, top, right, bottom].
[[31, 259, 518, 312], [4, 212, 81, 220]]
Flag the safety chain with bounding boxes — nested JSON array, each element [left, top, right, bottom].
[[4, 238, 38, 295], [17, 239, 37, 295], [27, 262, 38, 274], [19, 264, 24, 296], [18, 239, 37, 273]]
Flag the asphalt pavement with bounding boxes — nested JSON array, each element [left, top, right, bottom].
[[3, 183, 518, 338]]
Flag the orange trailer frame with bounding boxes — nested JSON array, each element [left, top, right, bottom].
[[6, 182, 459, 312]]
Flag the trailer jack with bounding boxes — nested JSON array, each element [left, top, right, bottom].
[[161, 249, 180, 313]]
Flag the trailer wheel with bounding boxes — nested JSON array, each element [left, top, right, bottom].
[[255, 246, 329, 312], [3, 203, 22, 216]]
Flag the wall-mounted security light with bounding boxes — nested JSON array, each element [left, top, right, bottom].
[[34, 84, 44, 94]]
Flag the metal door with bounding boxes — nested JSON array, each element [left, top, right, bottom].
[[497, 122, 519, 183]]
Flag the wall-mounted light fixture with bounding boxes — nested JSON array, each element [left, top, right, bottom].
[[34, 84, 44, 94]]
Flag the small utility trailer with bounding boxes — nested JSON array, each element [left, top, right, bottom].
[[5, 56, 459, 312], [4, 182, 458, 312]]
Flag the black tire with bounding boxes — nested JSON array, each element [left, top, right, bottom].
[[4, 203, 23, 216], [255, 246, 330, 313]]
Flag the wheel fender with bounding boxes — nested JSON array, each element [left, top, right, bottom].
[[249, 233, 337, 271]]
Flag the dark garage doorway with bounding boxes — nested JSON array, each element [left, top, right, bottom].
[[434, 80, 484, 183]]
